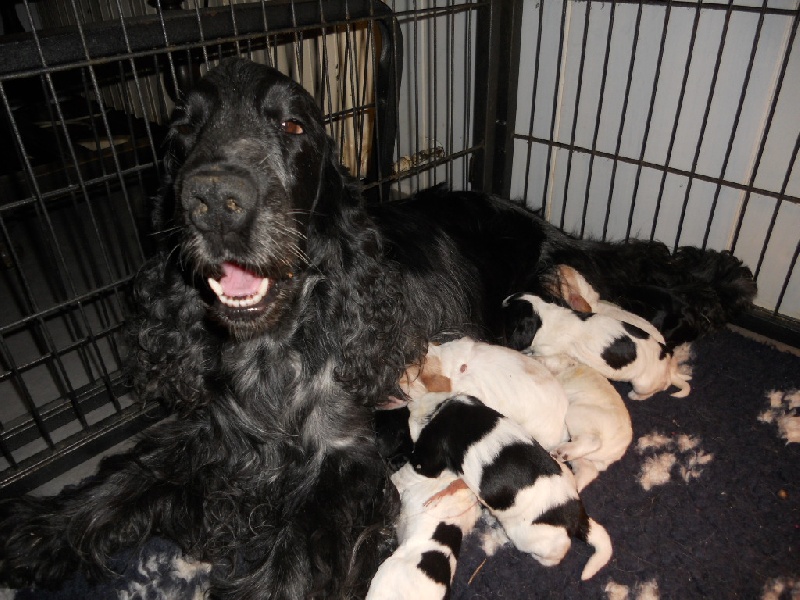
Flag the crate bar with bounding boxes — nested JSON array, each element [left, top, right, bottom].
[[580, 1, 617, 238], [560, 0, 592, 231], [602, 1, 644, 241], [543, 1, 569, 219], [470, 0, 523, 195], [591, 0, 795, 18], [648, 1, 703, 241], [672, 0, 735, 250], [702, 0, 769, 250], [731, 10, 799, 255], [514, 135, 800, 207], [624, 0, 672, 240]]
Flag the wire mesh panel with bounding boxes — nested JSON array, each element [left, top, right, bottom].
[[5, 0, 797, 495], [0, 0, 404, 495], [508, 0, 800, 340]]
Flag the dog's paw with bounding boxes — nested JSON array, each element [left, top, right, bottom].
[[552, 443, 573, 462], [0, 497, 82, 588]]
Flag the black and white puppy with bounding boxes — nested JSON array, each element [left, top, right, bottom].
[[553, 265, 667, 344], [503, 293, 691, 400], [366, 465, 480, 599], [408, 392, 612, 581]]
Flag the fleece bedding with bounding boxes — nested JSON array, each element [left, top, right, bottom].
[[7, 328, 800, 600]]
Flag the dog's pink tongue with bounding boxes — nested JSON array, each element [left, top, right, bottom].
[[219, 262, 263, 297]]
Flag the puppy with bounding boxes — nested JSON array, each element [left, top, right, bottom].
[[400, 337, 568, 450], [503, 293, 691, 401], [408, 392, 612, 581], [548, 363, 633, 491], [366, 465, 480, 600], [554, 265, 666, 344]]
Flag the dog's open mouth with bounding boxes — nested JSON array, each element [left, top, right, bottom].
[[206, 261, 295, 323], [208, 262, 272, 309]]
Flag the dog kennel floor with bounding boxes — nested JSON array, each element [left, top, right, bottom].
[[2, 325, 798, 600]]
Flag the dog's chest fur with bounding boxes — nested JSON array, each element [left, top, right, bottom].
[[221, 335, 371, 459]]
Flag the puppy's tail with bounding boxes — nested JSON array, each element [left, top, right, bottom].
[[580, 518, 613, 580], [669, 343, 693, 398]]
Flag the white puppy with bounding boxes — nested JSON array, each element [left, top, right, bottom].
[[408, 392, 613, 581], [503, 293, 691, 401], [400, 337, 568, 450], [366, 465, 480, 600], [548, 363, 633, 491]]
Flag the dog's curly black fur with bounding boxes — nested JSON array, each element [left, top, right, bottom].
[[0, 58, 756, 599]]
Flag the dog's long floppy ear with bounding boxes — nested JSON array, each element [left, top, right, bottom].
[[502, 295, 542, 351], [311, 136, 357, 217], [151, 107, 193, 246]]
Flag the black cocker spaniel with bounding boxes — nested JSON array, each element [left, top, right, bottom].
[[0, 58, 756, 599]]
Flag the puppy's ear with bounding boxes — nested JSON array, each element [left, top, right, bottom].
[[554, 265, 592, 313], [567, 292, 593, 314], [420, 372, 452, 393]]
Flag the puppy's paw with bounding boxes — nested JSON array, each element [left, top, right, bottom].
[[553, 435, 600, 462], [552, 443, 574, 462]]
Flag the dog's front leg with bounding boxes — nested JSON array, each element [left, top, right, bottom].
[[0, 430, 200, 589]]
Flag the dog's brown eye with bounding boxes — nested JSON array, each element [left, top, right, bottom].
[[281, 120, 304, 135]]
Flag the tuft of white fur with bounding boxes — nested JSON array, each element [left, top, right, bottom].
[[581, 518, 613, 580], [604, 579, 660, 600], [638, 453, 677, 491], [759, 389, 800, 444], [635, 432, 713, 490]]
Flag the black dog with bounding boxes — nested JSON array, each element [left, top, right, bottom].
[[0, 58, 756, 599]]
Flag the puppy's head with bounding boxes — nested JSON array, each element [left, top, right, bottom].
[[501, 293, 543, 351], [508, 523, 571, 567], [399, 355, 452, 399]]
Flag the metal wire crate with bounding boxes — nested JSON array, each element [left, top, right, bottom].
[[1, 0, 798, 497]]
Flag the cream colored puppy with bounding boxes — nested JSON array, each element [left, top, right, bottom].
[[548, 363, 633, 491], [400, 337, 569, 450]]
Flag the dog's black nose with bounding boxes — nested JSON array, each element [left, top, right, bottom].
[[181, 171, 258, 232]]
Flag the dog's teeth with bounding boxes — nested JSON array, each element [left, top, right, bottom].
[[257, 277, 270, 298], [208, 276, 271, 308], [208, 277, 224, 297]]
